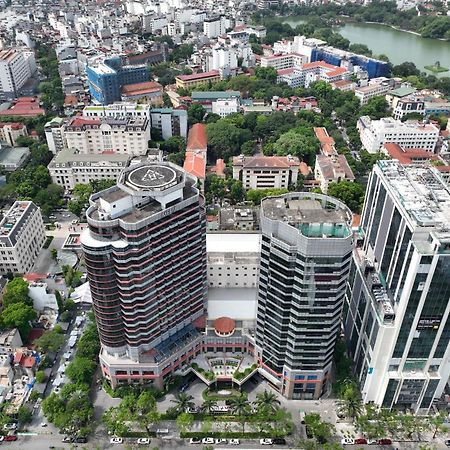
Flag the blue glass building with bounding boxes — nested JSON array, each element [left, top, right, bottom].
[[87, 57, 149, 104]]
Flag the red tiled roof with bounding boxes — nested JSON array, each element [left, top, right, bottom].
[[0, 97, 45, 117], [69, 117, 101, 127], [184, 152, 206, 179], [186, 123, 207, 151], [215, 158, 226, 177], [0, 122, 25, 130], [436, 165, 450, 172], [277, 68, 295, 76], [302, 61, 336, 70], [383, 143, 437, 165], [23, 273, 47, 282], [64, 95, 78, 106], [299, 162, 310, 176], [325, 67, 348, 77], [177, 70, 220, 82], [233, 155, 299, 169], [214, 317, 235, 334], [121, 81, 163, 96]]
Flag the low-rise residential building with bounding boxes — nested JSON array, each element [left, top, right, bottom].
[[64, 115, 150, 155], [0, 143, 30, 171], [260, 53, 307, 70], [121, 81, 163, 105], [233, 154, 300, 189], [191, 91, 241, 113], [355, 82, 392, 105], [150, 108, 188, 139], [211, 97, 240, 117], [0, 329, 22, 357], [175, 70, 221, 90], [0, 123, 27, 147], [314, 127, 337, 156], [48, 147, 130, 190], [392, 97, 425, 121], [219, 208, 258, 231], [314, 154, 355, 193], [44, 117, 66, 154], [358, 116, 440, 154], [0, 201, 45, 275]]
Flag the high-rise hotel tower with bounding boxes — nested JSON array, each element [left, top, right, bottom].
[[256, 192, 354, 399], [81, 162, 207, 388], [344, 160, 450, 413]]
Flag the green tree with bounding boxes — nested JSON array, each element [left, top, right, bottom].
[[176, 412, 194, 433], [429, 411, 447, 439], [171, 392, 195, 414], [136, 391, 160, 435], [206, 120, 242, 160], [65, 357, 96, 385], [229, 393, 250, 432], [271, 130, 318, 165], [35, 370, 47, 383], [254, 66, 278, 82], [159, 136, 186, 153], [35, 328, 65, 352], [254, 389, 280, 414], [3, 278, 32, 307], [102, 406, 129, 437], [336, 381, 364, 422], [392, 62, 420, 77], [304, 413, 334, 444], [201, 398, 218, 414], [228, 179, 246, 205], [0, 302, 36, 339], [246, 188, 289, 206], [327, 181, 365, 213], [50, 248, 58, 260], [188, 103, 206, 125]]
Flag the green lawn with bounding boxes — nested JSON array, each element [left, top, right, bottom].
[[424, 64, 449, 73]]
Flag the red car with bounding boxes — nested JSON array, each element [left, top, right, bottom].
[[5, 435, 17, 441], [378, 438, 392, 445], [355, 438, 368, 444]]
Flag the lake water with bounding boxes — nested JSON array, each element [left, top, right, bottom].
[[282, 18, 450, 76]]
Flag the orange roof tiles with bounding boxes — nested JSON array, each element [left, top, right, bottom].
[[121, 81, 163, 96], [383, 143, 438, 165], [214, 317, 236, 334], [177, 70, 219, 82], [184, 152, 206, 179], [186, 123, 207, 152], [0, 97, 45, 117]]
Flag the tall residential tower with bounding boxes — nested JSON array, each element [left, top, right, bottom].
[[256, 192, 354, 399], [81, 162, 207, 388], [344, 160, 450, 413]]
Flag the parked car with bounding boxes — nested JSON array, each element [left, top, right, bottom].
[[202, 437, 215, 444], [137, 438, 151, 445], [62, 436, 71, 443], [367, 439, 378, 445], [0, 437, 4, 442], [110, 437, 123, 444], [189, 437, 202, 444], [215, 438, 228, 444], [40, 422, 47, 427], [341, 438, 355, 445], [272, 438, 287, 445], [4, 436, 17, 441], [355, 438, 368, 444], [260, 438, 273, 445], [74, 437, 87, 443], [229, 439, 240, 445], [445, 439, 450, 447], [378, 438, 392, 445]]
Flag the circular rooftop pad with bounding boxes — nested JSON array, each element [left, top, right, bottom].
[[127, 164, 177, 190], [214, 317, 236, 336]]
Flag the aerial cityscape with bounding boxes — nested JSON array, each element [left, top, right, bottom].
[[0, 0, 448, 448]]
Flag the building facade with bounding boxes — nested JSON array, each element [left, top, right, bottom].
[[256, 193, 354, 399], [344, 160, 450, 413], [44, 117, 66, 154], [0, 49, 35, 100], [48, 148, 130, 190], [0, 201, 45, 275], [81, 162, 207, 389], [358, 117, 440, 154], [64, 115, 150, 155], [0, 122, 27, 147], [232, 155, 300, 190]]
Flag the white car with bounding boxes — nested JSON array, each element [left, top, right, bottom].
[[189, 438, 202, 444], [229, 439, 240, 445], [137, 438, 151, 445], [0, 437, 4, 442], [260, 439, 273, 445], [40, 423, 47, 427], [202, 437, 215, 444], [110, 437, 123, 444], [341, 438, 355, 445], [215, 438, 228, 444]]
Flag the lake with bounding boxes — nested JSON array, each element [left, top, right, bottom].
[[282, 18, 450, 77]]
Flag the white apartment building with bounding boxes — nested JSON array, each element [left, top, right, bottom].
[[64, 115, 150, 156], [44, 117, 66, 154], [260, 53, 307, 70], [0, 122, 27, 147], [48, 147, 130, 190], [212, 97, 240, 117], [358, 116, 440, 154], [82, 102, 150, 120], [0, 49, 35, 99], [210, 44, 238, 71], [355, 82, 392, 105], [206, 233, 260, 289], [233, 155, 300, 190], [203, 16, 227, 38], [0, 201, 45, 275]]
